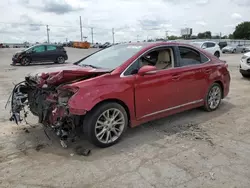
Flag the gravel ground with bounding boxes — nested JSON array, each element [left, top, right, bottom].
[[0, 48, 250, 188]]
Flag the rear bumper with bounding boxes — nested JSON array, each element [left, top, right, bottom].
[[240, 68, 250, 75]]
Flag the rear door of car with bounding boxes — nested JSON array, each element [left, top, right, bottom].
[[45, 45, 58, 61], [174, 45, 210, 104]]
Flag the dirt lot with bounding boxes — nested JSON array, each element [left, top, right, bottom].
[[0, 48, 250, 188]]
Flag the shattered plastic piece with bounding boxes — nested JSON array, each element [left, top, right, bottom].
[[75, 146, 91, 156], [209, 172, 215, 180], [35, 144, 46, 151], [60, 139, 68, 148]]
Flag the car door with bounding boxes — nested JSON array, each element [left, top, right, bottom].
[[174, 46, 209, 104], [206, 42, 216, 54], [30, 45, 46, 62], [133, 46, 186, 119], [46, 45, 58, 61]]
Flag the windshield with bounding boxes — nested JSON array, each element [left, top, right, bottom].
[[78, 44, 145, 69], [23, 45, 36, 51]]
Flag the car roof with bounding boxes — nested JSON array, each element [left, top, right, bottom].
[[119, 41, 197, 48]]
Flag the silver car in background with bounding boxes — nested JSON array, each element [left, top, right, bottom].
[[222, 44, 246, 53]]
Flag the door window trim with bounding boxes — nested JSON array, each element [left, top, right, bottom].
[[177, 45, 211, 68], [120, 45, 178, 77]]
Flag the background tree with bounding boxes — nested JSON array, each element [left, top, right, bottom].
[[233, 22, 250, 39]]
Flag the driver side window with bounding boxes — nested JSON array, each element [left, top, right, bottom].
[[123, 47, 174, 76], [32, 46, 45, 53]]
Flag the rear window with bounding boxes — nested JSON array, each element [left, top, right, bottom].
[[47, 45, 57, 51]]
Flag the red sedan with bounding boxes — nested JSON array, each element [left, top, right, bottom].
[[9, 42, 230, 148]]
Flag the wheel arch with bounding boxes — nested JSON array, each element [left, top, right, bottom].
[[88, 98, 131, 126], [214, 80, 224, 98]]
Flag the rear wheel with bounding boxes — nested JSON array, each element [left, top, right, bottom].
[[56, 56, 65, 64], [203, 83, 222, 112], [83, 102, 128, 148], [21, 57, 31, 66], [232, 49, 236, 53]]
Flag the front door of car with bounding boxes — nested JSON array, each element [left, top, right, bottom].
[[175, 46, 209, 104], [133, 46, 184, 119], [134, 68, 185, 119], [30, 45, 46, 62]]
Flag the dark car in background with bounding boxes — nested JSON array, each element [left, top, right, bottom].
[[218, 41, 227, 49], [99, 42, 112, 48], [12, 44, 68, 66]]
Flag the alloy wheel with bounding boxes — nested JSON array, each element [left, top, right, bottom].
[[21, 57, 30, 66], [95, 108, 125, 144], [208, 85, 221, 110]]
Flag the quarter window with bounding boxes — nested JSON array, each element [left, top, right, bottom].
[[47, 45, 57, 51]]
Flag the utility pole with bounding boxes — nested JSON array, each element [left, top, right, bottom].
[[91, 27, 94, 44], [165, 31, 168, 40], [112, 28, 115, 44], [46, 25, 50, 43], [80, 16, 83, 41]]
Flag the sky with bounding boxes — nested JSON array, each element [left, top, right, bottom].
[[0, 0, 249, 43]]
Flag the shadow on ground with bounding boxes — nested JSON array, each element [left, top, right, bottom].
[[5, 100, 235, 161]]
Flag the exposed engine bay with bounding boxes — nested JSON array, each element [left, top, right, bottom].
[[6, 69, 107, 148]]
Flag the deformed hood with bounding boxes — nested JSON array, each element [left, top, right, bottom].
[[26, 64, 110, 87]]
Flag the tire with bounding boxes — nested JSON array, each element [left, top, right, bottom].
[[214, 51, 220, 58], [241, 73, 250, 78], [83, 102, 128, 148], [21, 57, 31, 66], [242, 49, 246, 53], [56, 56, 65, 64], [232, 49, 236, 53], [203, 83, 222, 112]]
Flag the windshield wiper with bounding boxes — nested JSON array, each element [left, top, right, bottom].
[[79, 64, 98, 68]]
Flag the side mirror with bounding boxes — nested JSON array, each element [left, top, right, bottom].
[[138, 65, 157, 76]]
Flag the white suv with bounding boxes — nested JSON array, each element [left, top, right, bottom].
[[192, 41, 221, 58], [240, 52, 250, 77]]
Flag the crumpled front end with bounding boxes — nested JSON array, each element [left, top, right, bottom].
[[6, 68, 107, 148]]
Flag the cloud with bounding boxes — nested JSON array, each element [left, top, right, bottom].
[[196, 21, 207, 26], [232, 0, 250, 6], [231, 13, 242, 20], [0, 0, 249, 43], [21, 0, 84, 15]]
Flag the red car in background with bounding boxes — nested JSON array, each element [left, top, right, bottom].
[[9, 42, 230, 148]]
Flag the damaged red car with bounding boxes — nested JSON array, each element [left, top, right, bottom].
[[8, 42, 230, 148]]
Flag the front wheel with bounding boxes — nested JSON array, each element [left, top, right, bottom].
[[21, 57, 31, 66], [203, 83, 222, 112], [232, 49, 236, 53], [84, 102, 128, 148]]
